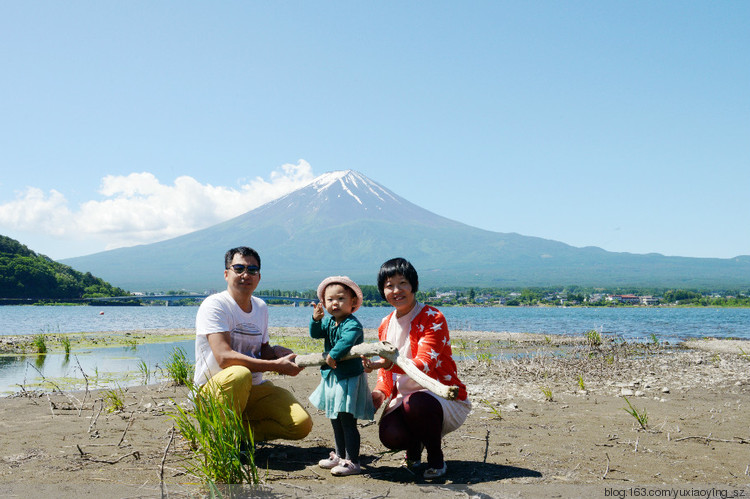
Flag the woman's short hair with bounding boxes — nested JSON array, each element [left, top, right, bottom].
[[377, 257, 419, 299]]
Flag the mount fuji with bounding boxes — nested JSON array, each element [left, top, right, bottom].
[[60, 170, 750, 292]]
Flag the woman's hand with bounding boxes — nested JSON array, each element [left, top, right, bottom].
[[361, 356, 393, 373], [371, 390, 386, 410], [312, 302, 325, 321]]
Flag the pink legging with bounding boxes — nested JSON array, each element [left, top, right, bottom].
[[378, 391, 444, 468]]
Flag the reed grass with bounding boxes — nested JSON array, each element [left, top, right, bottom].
[[172, 383, 260, 485], [480, 399, 502, 420], [138, 360, 150, 385], [104, 385, 125, 412], [585, 329, 602, 347], [476, 351, 493, 364], [165, 347, 193, 385], [623, 396, 648, 430], [60, 336, 71, 356], [32, 335, 47, 354], [540, 386, 554, 402]]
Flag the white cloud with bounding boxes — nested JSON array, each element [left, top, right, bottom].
[[0, 187, 73, 236], [0, 160, 316, 251]]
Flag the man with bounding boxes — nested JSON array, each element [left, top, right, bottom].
[[194, 246, 313, 442]]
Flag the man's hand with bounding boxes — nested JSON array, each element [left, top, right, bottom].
[[274, 353, 303, 376], [272, 345, 294, 358]]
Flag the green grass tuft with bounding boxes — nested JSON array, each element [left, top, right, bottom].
[[138, 359, 150, 385], [164, 347, 193, 386], [480, 399, 502, 420], [585, 329, 602, 347], [104, 385, 125, 412], [577, 374, 586, 391], [540, 386, 554, 402], [623, 396, 648, 430], [60, 336, 71, 355], [32, 335, 47, 354], [172, 383, 260, 485]]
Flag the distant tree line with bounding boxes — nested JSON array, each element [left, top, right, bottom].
[[420, 286, 750, 307], [257, 285, 387, 306], [0, 235, 128, 300], [249, 284, 750, 308], [4, 233, 748, 307]]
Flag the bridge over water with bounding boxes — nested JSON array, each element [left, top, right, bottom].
[[91, 294, 315, 305]]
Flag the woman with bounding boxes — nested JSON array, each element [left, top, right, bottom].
[[363, 257, 471, 479]]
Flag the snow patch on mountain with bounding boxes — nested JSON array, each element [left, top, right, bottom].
[[311, 170, 399, 207], [339, 180, 363, 205]]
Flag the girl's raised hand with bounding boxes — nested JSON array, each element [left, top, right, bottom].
[[312, 302, 325, 321]]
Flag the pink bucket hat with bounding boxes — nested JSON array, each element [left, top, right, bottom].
[[316, 275, 364, 313]]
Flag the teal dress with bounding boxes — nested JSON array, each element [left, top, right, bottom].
[[308, 315, 375, 420]]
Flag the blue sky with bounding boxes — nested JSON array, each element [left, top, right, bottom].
[[1, 2, 748, 260]]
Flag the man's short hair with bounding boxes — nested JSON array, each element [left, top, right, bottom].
[[225, 246, 261, 269]]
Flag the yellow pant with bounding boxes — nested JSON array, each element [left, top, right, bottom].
[[201, 365, 313, 442]]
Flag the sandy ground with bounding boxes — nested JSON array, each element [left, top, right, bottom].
[[1, 329, 749, 498]]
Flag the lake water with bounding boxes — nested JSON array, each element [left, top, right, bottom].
[[2, 304, 748, 395]]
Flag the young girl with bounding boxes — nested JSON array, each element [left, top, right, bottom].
[[309, 276, 375, 476]]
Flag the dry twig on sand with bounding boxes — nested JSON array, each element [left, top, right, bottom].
[[160, 426, 175, 483], [88, 398, 104, 433], [117, 412, 135, 447], [673, 435, 749, 444]]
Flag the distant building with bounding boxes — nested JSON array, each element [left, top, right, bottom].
[[640, 295, 659, 305], [608, 294, 640, 305]]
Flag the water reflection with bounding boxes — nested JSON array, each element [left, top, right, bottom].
[[0, 340, 194, 395], [34, 354, 46, 369]]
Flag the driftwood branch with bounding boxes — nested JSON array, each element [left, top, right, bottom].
[[672, 435, 749, 444], [160, 426, 175, 483], [295, 341, 459, 400], [83, 451, 141, 465], [117, 412, 135, 447], [603, 453, 611, 480]]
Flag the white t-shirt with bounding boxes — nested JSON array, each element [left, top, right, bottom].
[[194, 291, 269, 387]]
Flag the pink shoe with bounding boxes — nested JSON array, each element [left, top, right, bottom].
[[331, 459, 361, 476], [318, 451, 341, 469]]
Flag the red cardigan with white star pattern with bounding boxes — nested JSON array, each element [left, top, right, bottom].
[[374, 305, 468, 401]]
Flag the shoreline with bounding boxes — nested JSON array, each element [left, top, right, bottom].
[[1, 329, 749, 496], [3, 326, 750, 356]]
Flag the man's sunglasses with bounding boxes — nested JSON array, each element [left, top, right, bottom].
[[227, 264, 260, 276]]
